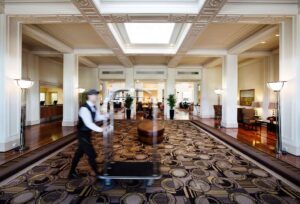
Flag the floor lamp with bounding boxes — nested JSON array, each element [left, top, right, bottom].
[[267, 81, 286, 154], [214, 88, 223, 128], [214, 88, 223, 105], [15, 79, 34, 152]]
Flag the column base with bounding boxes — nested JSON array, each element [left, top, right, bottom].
[[0, 136, 20, 152], [26, 119, 40, 126], [62, 121, 78, 127], [282, 142, 300, 156], [199, 114, 214, 118], [221, 121, 238, 128]]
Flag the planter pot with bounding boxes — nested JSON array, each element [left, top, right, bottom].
[[170, 109, 175, 120], [126, 109, 131, 120]]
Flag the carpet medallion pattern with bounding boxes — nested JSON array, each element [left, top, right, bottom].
[[0, 120, 299, 204]]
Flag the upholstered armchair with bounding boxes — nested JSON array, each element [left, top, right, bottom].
[[242, 108, 257, 129]]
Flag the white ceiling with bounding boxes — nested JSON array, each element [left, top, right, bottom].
[[18, 0, 285, 68]]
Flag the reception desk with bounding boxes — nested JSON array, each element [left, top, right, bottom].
[[40, 105, 63, 122]]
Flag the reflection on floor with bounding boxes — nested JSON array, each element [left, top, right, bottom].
[[194, 117, 300, 169], [0, 121, 77, 166], [1, 121, 299, 203]]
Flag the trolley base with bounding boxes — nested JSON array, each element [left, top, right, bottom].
[[98, 161, 161, 180]]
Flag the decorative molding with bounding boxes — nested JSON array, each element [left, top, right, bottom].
[[72, 0, 133, 67], [168, 0, 228, 68], [213, 14, 290, 24], [11, 15, 86, 24]]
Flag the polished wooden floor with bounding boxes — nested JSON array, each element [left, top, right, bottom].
[[190, 115, 300, 169], [0, 120, 77, 165]]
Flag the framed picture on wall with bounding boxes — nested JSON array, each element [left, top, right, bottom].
[[240, 89, 255, 106]]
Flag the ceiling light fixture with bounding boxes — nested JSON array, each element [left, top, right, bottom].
[[275, 34, 280, 37]]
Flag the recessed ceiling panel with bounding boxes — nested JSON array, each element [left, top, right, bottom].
[[124, 23, 175, 44]]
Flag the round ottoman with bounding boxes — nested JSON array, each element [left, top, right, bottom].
[[137, 120, 164, 145]]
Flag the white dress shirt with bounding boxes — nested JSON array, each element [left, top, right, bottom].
[[79, 100, 107, 132]]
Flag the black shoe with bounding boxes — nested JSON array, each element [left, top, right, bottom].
[[68, 172, 80, 179]]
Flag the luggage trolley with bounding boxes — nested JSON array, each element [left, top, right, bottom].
[[98, 89, 162, 186]]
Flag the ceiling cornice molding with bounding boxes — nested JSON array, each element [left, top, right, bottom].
[[186, 48, 227, 56], [30, 50, 62, 57], [203, 58, 222, 68], [79, 56, 97, 67], [168, 0, 228, 68], [212, 14, 290, 24], [239, 58, 261, 67], [11, 15, 86, 24], [9, 14, 290, 25], [229, 25, 278, 54], [72, 0, 133, 67], [22, 24, 73, 53], [73, 48, 114, 56], [239, 51, 272, 58]]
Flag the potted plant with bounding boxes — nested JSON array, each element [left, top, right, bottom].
[[124, 94, 134, 119], [167, 94, 176, 120]]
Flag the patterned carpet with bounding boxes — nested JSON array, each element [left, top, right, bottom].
[[0, 120, 299, 204]]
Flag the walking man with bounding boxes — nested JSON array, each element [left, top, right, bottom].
[[69, 89, 108, 179]]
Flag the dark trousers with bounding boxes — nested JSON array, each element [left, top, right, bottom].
[[69, 131, 99, 175]]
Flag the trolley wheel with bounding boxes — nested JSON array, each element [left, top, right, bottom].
[[144, 179, 154, 187]]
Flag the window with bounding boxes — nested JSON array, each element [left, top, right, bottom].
[[40, 93, 45, 102]]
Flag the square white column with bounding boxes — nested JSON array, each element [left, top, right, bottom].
[[279, 16, 300, 155], [199, 67, 222, 118], [164, 68, 176, 118], [0, 16, 23, 151], [221, 55, 238, 128], [62, 53, 78, 126], [125, 68, 135, 116], [26, 54, 40, 126]]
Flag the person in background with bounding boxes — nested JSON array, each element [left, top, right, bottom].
[[68, 89, 108, 179]]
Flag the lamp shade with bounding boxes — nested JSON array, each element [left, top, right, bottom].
[[252, 101, 261, 108], [78, 88, 85, 93], [15, 79, 34, 89], [267, 81, 286, 92], [214, 88, 223, 95], [268, 102, 277, 109]]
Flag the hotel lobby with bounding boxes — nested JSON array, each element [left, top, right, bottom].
[[0, 0, 300, 203]]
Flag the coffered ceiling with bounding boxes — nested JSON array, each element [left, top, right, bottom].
[[192, 23, 266, 49], [37, 23, 108, 49], [17, 0, 292, 68]]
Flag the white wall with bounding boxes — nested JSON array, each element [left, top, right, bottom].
[[238, 55, 279, 117], [39, 58, 63, 86], [79, 67, 99, 90]]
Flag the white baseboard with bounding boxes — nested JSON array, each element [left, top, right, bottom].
[[62, 121, 78, 127]]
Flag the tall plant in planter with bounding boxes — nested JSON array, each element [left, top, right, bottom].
[[167, 94, 176, 120], [124, 94, 134, 119]]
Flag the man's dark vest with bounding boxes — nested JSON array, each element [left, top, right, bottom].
[[78, 103, 96, 132]]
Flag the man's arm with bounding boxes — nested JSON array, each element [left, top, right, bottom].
[[94, 111, 108, 122], [79, 107, 103, 132]]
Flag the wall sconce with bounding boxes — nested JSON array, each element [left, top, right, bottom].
[[77, 88, 85, 93]]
